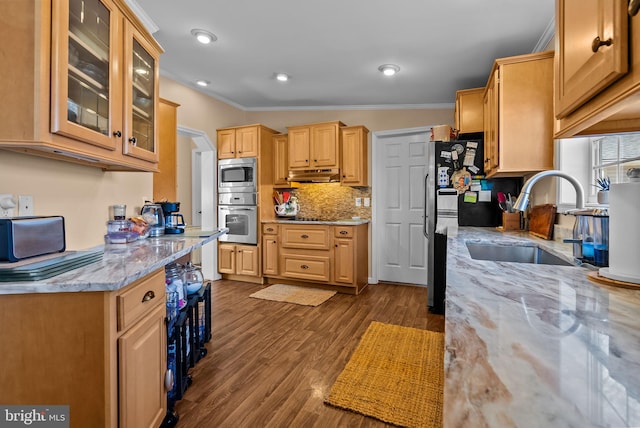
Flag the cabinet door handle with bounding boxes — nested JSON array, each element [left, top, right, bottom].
[[591, 36, 612, 53], [630, 0, 640, 16], [128, 136, 137, 146], [141, 290, 155, 302], [301, 234, 309, 239], [301, 264, 309, 270], [113, 130, 122, 137], [165, 369, 175, 391]]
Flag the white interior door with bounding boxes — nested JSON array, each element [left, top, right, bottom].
[[374, 128, 429, 285]]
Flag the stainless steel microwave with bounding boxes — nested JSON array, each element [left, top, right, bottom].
[[218, 157, 257, 193]]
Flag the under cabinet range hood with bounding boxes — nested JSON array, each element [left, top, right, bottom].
[[288, 168, 340, 183]]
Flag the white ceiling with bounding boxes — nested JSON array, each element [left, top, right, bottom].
[[129, 0, 555, 111]]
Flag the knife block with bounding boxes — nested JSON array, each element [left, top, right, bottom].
[[502, 212, 522, 231]]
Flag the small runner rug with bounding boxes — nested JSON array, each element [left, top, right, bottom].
[[249, 284, 336, 306], [325, 321, 444, 428]]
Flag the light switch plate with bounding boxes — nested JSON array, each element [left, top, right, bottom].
[[364, 197, 370, 207], [355, 197, 362, 207]]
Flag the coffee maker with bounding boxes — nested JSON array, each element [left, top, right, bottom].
[[159, 202, 186, 234]]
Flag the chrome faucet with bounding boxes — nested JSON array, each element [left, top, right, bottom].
[[513, 170, 585, 212]]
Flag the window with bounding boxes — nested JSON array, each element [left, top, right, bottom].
[[557, 133, 640, 208], [591, 134, 640, 185]]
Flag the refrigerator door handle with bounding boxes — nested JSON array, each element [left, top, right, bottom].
[[423, 173, 430, 239]]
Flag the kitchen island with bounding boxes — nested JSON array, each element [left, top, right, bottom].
[[0, 228, 227, 428], [445, 227, 640, 427], [0, 227, 227, 294]]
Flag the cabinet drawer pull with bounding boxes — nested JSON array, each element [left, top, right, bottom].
[[591, 36, 612, 53], [630, 0, 640, 16], [128, 136, 137, 146], [301, 264, 309, 270], [141, 290, 155, 302], [266, 227, 274, 232], [340, 230, 348, 235], [301, 234, 309, 239], [113, 130, 122, 137]]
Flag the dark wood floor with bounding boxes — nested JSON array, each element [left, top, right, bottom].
[[173, 280, 444, 428]]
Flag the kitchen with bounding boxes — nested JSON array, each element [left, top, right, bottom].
[[1, 0, 640, 427]]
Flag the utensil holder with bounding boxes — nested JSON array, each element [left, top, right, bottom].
[[502, 212, 522, 231]]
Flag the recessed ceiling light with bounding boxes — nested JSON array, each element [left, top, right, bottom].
[[190, 29, 217, 45], [378, 64, 400, 76], [196, 80, 210, 87], [275, 73, 290, 82]]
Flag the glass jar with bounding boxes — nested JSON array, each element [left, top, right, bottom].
[[165, 262, 187, 310], [183, 261, 204, 296]]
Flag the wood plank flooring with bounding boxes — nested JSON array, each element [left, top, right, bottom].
[[174, 280, 444, 428]]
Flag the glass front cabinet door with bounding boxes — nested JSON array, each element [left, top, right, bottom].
[[122, 25, 160, 163], [50, 0, 160, 166]]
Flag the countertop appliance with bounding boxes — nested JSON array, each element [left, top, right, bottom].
[[141, 203, 165, 237], [0, 216, 65, 262], [160, 202, 186, 235]]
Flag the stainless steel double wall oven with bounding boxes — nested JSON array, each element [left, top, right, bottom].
[[217, 157, 257, 244]]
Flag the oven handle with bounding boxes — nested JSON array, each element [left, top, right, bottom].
[[221, 207, 256, 211]]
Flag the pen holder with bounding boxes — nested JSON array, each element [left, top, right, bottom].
[[502, 212, 522, 231]]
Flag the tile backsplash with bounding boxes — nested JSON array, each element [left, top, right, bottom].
[[287, 183, 371, 220]]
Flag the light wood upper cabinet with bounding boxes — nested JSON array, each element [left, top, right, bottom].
[[454, 88, 484, 134], [0, 0, 162, 171], [555, 1, 640, 138], [273, 134, 290, 187], [287, 121, 344, 169], [555, 0, 628, 119], [121, 22, 160, 163], [153, 99, 179, 202], [483, 51, 555, 178], [216, 125, 259, 159], [340, 125, 369, 186]]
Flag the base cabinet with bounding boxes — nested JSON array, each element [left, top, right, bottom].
[[119, 303, 166, 428], [0, 268, 167, 428], [218, 243, 260, 277], [262, 223, 368, 294]]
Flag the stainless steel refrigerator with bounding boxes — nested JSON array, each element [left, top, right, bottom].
[[425, 140, 483, 314]]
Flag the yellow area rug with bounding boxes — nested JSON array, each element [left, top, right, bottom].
[[325, 321, 444, 428], [249, 284, 336, 306]]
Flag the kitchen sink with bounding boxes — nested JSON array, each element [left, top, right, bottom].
[[465, 242, 573, 266]]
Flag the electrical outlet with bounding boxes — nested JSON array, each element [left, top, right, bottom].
[[364, 197, 370, 207], [18, 195, 34, 216], [0, 194, 15, 218], [355, 197, 362, 207]]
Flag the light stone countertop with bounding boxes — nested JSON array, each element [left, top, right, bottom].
[[0, 227, 228, 295], [444, 227, 640, 427], [262, 218, 370, 225]]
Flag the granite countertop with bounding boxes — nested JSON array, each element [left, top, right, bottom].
[[262, 218, 370, 225], [444, 227, 640, 427], [0, 227, 228, 295]]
